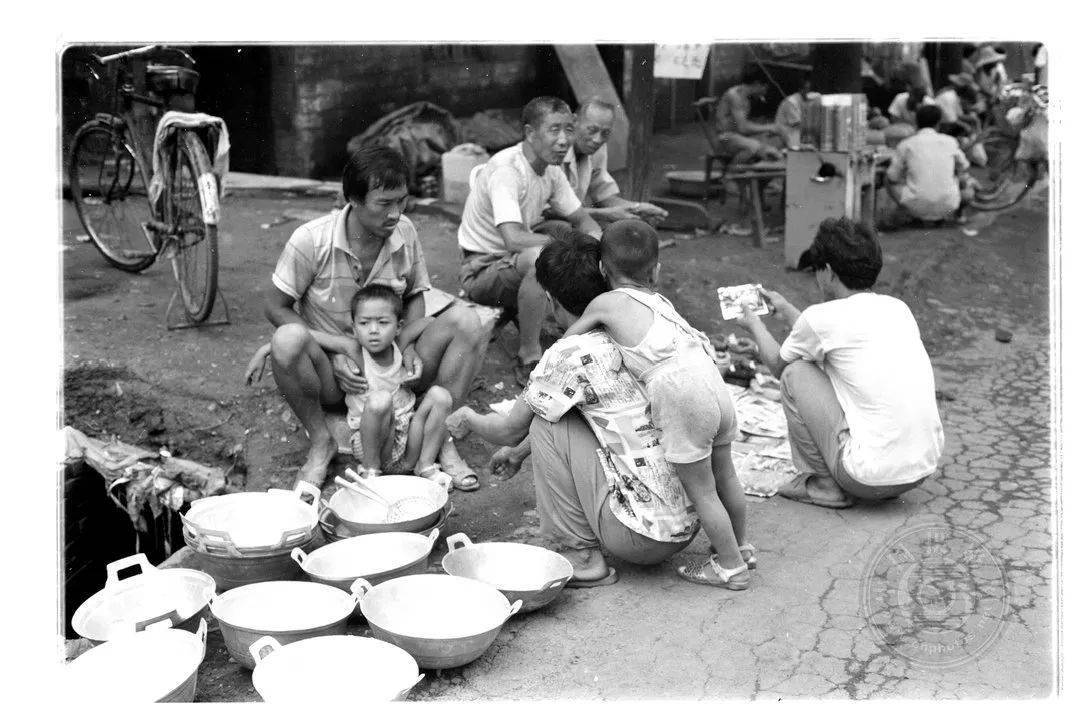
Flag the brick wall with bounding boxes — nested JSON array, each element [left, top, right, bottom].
[[268, 45, 562, 178]]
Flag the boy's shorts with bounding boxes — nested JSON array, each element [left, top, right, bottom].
[[349, 409, 412, 472], [649, 361, 739, 465]]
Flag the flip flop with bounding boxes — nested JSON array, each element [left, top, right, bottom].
[[513, 359, 539, 387], [777, 475, 854, 509], [566, 567, 619, 589]]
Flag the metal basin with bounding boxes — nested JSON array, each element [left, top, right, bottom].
[[182, 481, 320, 552], [326, 475, 448, 534], [66, 619, 207, 703], [249, 635, 423, 703], [440, 533, 573, 613], [188, 535, 317, 591], [210, 580, 364, 669], [292, 529, 439, 591], [356, 575, 522, 669], [72, 553, 216, 643]]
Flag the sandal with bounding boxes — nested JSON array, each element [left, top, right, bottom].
[[778, 475, 853, 509], [707, 543, 758, 570], [676, 555, 750, 590], [438, 438, 480, 492], [513, 358, 539, 387], [415, 463, 454, 492]]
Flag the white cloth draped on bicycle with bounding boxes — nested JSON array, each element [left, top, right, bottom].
[[148, 111, 231, 215]]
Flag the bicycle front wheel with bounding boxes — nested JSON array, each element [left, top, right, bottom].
[[166, 131, 219, 322], [69, 120, 157, 272]]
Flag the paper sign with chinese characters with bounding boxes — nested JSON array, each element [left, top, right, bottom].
[[653, 44, 710, 79]]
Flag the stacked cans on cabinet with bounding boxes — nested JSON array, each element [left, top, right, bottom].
[[802, 94, 869, 152]]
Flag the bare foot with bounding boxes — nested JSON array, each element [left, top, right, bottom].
[[559, 547, 609, 582], [296, 433, 337, 487]]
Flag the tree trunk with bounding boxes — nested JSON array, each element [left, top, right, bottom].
[[623, 44, 655, 201], [810, 43, 863, 94]]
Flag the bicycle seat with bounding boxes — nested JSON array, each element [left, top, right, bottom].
[[146, 64, 200, 96]]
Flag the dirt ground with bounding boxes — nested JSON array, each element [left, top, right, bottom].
[[60, 122, 1050, 551]]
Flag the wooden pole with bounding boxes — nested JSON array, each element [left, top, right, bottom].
[[810, 43, 863, 94], [624, 44, 655, 202]]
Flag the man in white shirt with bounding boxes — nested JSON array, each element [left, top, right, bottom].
[[885, 104, 971, 225], [736, 217, 944, 508], [457, 96, 601, 385], [774, 74, 821, 149], [543, 99, 668, 227]]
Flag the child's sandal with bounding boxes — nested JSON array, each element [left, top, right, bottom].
[[676, 555, 750, 590], [707, 543, 758, 570], [739, 543, 758, 570], [416, 463, 453, 492]]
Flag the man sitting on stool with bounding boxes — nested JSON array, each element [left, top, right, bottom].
[[457, 96, 601, 386]]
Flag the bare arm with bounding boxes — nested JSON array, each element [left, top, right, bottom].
[[263, 285, 354, 356], [732, 101, 779, 137], [446, 398, 535, 447], [565, 206, 602, 239], [497, 222, 556, 252]]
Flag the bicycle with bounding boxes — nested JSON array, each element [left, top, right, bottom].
[[68, 44, 222, 325], [966, 83, 1049, 212]]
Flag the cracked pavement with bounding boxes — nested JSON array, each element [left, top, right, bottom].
[[416, 328, 1053, 701]]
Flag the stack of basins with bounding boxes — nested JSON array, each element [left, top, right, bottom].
[[181, 481, 322, 590], [319, 474, 452, 541]]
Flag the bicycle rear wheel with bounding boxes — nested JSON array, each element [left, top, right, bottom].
[[166, 131, 219, 322], [69, 120, 157, 272], [966, 129, 1032, 211]]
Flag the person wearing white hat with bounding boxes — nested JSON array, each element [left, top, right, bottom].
[[971, 44, 1009, 103]]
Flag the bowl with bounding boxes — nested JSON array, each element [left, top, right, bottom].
[[66, 619, 207, 703], [440, 533, 573, 613], [209, 580, 363, 669], [72, 553, 215, 644], [249, 635, 423, 703], [292, 529, 440, 591], [182, 481, 320, 552], [319, 502, 453, 543], [325, 476, 449, 534], [356, 574, 522, 669]]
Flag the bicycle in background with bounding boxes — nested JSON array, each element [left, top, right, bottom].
[[967, 83, 1049, 212], [68, 44, 224, 326]]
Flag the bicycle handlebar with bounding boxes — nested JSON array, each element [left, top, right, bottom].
[[94, 45, 195, 67]]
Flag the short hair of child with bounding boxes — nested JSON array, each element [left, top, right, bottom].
[[797, 217, 882, 290], [915, 104, 943, 129], [350, 283, 403, 322], [600, 219, 659, 284], [535, 232, 606, 316]]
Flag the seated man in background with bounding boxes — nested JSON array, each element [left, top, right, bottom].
[[458, 96, 602, 385], [713, 66, 784, 165], [887, 84, 933, 128], [884, 104, 971, 227], [774, 73, 821, 149], [542, 98, 668, 227], [735, 218, 944, 508]]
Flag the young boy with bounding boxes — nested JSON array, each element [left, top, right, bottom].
[[561, 219, 754, 590], [245, 283, 453, 485]]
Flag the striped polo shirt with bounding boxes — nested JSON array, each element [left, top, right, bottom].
[[271, 206, 431, 337]]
